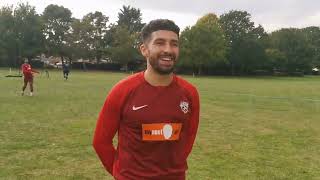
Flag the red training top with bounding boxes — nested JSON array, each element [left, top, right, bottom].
[[21, 63, 38, 79], [93, 71, 200, 180], [21, 63, 32, 78]]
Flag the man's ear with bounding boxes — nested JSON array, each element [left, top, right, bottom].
[[140, 43, 148, 58]]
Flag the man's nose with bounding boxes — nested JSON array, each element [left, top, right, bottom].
[[163, 43, 173, 53]]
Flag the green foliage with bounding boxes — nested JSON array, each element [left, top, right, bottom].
[[179, 13, 227, 75], [14, 3, 44, 60], [65, 18, 90, 61], [219, 10, 255, 45], [219, 10, 267, 75], [265, 48, 287, 71], [270, 28, 313, 72], [65, 11, 110, 63], [42, 4, 72, 57], [0, 3, 43, 67], [108, 26, 139, 71], [0, 3, 319, 75], [103, 6, 145, 70], [301, 26, 320, 67], [82, 11, 109, 62], [117, 5, 144, 34], [0, 6, 15, 66]]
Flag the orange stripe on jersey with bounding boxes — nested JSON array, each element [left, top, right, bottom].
[[142, 123, 182, 141]]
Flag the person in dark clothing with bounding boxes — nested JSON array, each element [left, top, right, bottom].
[[62, 62, 70, 80]]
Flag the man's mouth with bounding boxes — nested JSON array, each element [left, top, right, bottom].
[[159, 55, 174, 61], [159, 57, 174, 67]]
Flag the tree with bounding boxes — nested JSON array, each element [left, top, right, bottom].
[[265, 48, 287, 71], [117, 5, 144, 58], [82, 11, 109, 63], [109, 25, 139, 71], [0, 6, 15, 66], [14, 3, 44, 62], [301, 26, 320, 68], [179, 13, 227, 75], [42, 4, 72, 63], [219, 10, 267, 75], [64, 18, 89, 62], [103, 6, 145, 71], [117, 5, 144, 34], [270, 28, 313, 73]]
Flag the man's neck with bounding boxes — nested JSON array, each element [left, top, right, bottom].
[[144, 68, 173, 86]]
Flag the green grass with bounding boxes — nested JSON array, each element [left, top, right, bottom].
[[1, 69, 320, 179]]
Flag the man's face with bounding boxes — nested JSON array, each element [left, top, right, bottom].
[[140, 30, 179, 75]]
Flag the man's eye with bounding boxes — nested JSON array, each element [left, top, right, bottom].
[[155, 41, 164, 45], [172, 43, 179, 47]]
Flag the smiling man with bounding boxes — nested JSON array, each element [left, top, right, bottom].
[[93, 19, 200, 180]]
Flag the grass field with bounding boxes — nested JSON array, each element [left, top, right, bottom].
[[1, 69, 320, 179]]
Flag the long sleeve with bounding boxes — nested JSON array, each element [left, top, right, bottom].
[[21, 64, 32, 75], [21, 64, 28, 74], [184, 87, 200, 159], [93, 84, 124, 175], [31, 69, 39, 73]]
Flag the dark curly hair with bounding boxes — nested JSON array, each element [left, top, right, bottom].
[[141, 19, 180, 43]]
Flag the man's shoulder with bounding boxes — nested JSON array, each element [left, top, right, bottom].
[[175, 75, 197, 92], [113, 72, 144, 91], [175, 75, 199, 104]]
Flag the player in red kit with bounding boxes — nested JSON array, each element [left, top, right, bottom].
[[21, 58, 38, 96], [93, 19, 200, 180]]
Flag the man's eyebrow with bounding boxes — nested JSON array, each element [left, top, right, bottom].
[[153, 38, 166, 42], [153, 38, 179, 42]]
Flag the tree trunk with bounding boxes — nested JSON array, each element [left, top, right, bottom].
[[96, 52, 101, 64], [231, 63, 235, 76], [124, 63, 128, 72], [61, 56, 64, 65], [198, 65, 202, 76]]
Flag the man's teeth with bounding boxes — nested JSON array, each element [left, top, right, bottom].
[[161, 57, 172, 61]]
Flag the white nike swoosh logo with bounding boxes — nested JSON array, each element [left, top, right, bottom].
[[132, 105, 148, 111]]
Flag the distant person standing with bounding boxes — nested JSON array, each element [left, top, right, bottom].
[[41, 55, 50, 78], [82, 62, 87, 71], [45, 69, 50, 78], [62, 62, 70, 80], [21, 58, 38, 96]]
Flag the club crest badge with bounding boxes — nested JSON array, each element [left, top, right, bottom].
[[180, 101, 189, 114]]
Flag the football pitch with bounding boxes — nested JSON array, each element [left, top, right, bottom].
[[1, 69, 320, 179]]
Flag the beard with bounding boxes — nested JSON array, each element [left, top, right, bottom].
[[148, 52, 177, 75]]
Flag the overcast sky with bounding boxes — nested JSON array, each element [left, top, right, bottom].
[[1, 0, 319, 32]]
